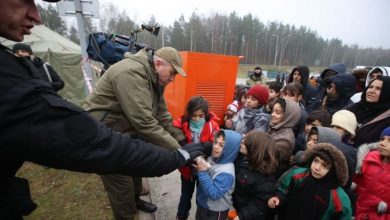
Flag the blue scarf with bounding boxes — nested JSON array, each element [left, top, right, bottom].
[[189, 118, 205, 134]]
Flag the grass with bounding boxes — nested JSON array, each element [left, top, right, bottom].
[[17, 162, 113, 219]]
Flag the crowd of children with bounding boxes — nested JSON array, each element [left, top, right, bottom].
[[173, 65, 390, 220]]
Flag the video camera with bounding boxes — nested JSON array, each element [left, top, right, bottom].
[[86, 24, 160, 71]]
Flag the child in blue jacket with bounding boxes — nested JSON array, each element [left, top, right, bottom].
[[194, 130, 241, 220]]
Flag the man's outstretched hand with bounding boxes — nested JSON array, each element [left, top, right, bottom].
[[177, 143, 205, 163]]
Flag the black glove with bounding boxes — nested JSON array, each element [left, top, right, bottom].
[[178, 139, 187, 147], [177, 143, 204, 162], [202, 141, 213, 157]]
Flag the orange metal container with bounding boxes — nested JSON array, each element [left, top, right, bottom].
[[164, 51, 240, 125]]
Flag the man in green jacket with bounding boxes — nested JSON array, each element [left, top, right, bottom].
[[84, 47, 187, 219]]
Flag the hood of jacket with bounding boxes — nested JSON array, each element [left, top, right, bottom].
[[271, 100, 301, 130], [365, 66, 390, 86], [288, 65, 310, 86], [303, 143, 349, 186], [216, 130, 241, 164], [320, 63, 346, 79], [313, 126, 341, 143], [355, 142, 379, 174], [328, 73, 357, 101]]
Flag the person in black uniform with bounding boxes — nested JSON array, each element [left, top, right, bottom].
[[0, 0, 203, 219], [13, 43, 65, 92]]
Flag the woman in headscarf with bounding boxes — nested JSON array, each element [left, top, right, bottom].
[[347, 76, 390, 146]]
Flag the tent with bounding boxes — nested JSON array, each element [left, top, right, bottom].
[[0, 25, 96, 106]]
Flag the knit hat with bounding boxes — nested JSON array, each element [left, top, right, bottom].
[[331, 110, 357, 138], [227, 102, 238, 113], [246, 85, 269, 105], [380, 127, 390, 138], [155, 47, 186, 77], [12, 43, 33, 55]]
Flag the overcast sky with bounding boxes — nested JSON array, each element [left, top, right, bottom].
[[43, 0, 390, 49]]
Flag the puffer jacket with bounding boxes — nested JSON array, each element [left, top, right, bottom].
[[354, 144, 390, 220]]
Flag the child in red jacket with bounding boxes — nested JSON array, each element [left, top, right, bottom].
[[173, 96, 220, 220], [354, 127, 390, 219]]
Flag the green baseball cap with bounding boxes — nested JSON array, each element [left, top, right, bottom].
[[155, 47, 187, 77]]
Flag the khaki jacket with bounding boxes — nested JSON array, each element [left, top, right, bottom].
[[84, 49, 183, 150]]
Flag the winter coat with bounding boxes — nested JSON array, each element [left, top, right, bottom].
[[276, 143, 352, 220], [232, 107, 270, 134], [0, 44, 188, 219], [294, 126, 357, 189], [269, 100, 301, 175], [321, 74, 356, 115], [355, 147, 390, 220], [308, 63, 346, 113], [276, 168, 352, 220], [84, 49, 184, 150], [173, 114, 220, 180], [233, 154, 276, 220], [196, 130, 241, 212], [311, 74, 356, 115], [247, 73, 265, 86]]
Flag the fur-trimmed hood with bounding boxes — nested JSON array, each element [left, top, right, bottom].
[[355, 142, 378, 174], [303, 143, 349, 186]]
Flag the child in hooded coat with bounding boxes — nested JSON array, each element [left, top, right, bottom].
[[227, 85, 270, 134], [173, 96, 220, 220], [354, 127, 390, 220], [268, 143, 352, 220], [268, 98, 301, 177], [231, 131, 279, 220], [194, 130, 241, 220]]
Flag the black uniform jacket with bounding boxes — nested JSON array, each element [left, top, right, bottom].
[[0, 45, 185, 218]]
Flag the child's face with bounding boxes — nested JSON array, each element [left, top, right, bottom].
[[212, 135, 225, 159], [331, 125, 347, 138], [305, 120, 322, 135], [226, 109, 236, 117], [271, 103, 284, 125], [191, 109, 205, 122], [306, 134, 318, 150], [292, 70, 301, 83], [245, 95, 260, 109], [378, 135, 390, 157], [311, 156, 331, 179], [269, 89, 279, 100]]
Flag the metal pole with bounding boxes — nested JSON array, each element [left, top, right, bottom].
[[74, 0, 94, 94], [272, 34, 279, 66]]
